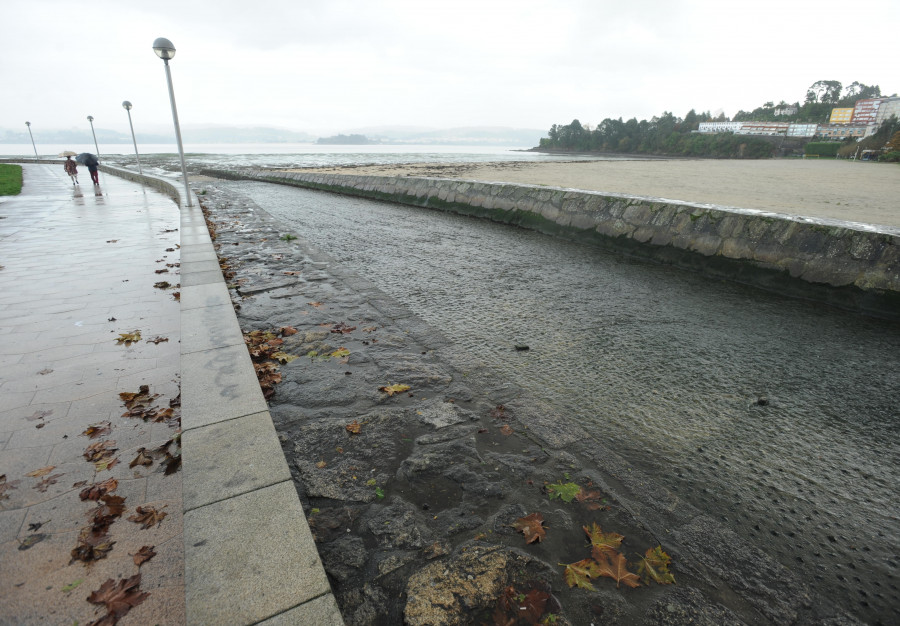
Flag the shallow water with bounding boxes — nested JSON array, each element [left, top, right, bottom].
[[231, 181, 899, 623]]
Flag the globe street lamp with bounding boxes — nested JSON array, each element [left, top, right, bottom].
[[25, 121, 38, 160], [152, 37, 192, 207], [87, 115, 101, 159], [122, 101, 143, 176]]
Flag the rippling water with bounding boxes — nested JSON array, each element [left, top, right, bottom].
[[229, 181, 900, 623]]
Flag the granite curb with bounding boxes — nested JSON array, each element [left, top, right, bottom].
[[101, 165, 343, 625]]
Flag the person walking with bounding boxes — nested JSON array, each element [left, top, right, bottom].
[[64, 155, 79, 185], [87, 160, 99, 185]]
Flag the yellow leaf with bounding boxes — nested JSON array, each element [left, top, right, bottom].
[[272, 351, 299, 364], [25, 466, 55, 478], [330, 347, 350, 359], [378, 383, 411, 396]]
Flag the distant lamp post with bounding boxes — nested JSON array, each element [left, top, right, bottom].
[[87, 115, 100, 159], [152, 37, 192, 207], [122, 101, 143, 176], [25, 121, 38, 160]]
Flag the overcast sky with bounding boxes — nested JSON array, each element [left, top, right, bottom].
[[2, 0, 897, 136]]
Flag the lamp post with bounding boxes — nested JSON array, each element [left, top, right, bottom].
[[122, 101, 143, 176], [152, 37, 192, 207], [87, 115, 100, 159], [25, 121, 38, 160]]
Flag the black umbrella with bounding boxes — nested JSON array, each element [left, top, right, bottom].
[[76, 153, 98, 166]]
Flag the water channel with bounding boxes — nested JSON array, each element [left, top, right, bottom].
[[229, 180, 899, 624]]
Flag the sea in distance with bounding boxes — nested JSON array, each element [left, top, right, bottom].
[[0, 142, 621, 172]]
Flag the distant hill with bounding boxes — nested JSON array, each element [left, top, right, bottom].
[[316, 134, 380, 145]]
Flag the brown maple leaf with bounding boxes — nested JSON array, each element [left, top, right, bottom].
[[81, 422, 112, 439], [25, 466, 56, 478], [584, 523, 624, 560], [129, 448, 153, 468], [499, 424, 514, 436], [132, 545, 157, 567], [128, 505, 167, 529], [87, 574, 149, 622], [71, 527, 115, 563], [83, 440, 118, 462], [33, 473, 65, 493], [594, 550, 641, 589], [79, 478, 118, 501], [345, 420, 361, 435], [512, 512, 547, 544], [280, 325, 298, 335]]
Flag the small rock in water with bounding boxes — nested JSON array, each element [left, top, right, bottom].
[[755, 396, 769, 406], [514, 344, 529, 351]]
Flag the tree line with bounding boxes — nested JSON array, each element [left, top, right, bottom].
[[538, 111, 774, 158], [538, 80, 891, 159]]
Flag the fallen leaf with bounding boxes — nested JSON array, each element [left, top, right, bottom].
[[129, 448, 154, 468], [330, 347, 350, 359], [1, 474, 21, 500], [283, 271, 302, 275], [315, 460, 327, 469], [512, 512, 547, 544], [499, 424, 514, 436], [26, 409, 52, 421], [575, 488, 608, 511], [346, 420, 361, 435], [594, 550, 641, 589], [61, 578, 84, 593], [19, 534, 49, 551], [87, 574, 149, 623], [162, 453, 181, 475], [25, 466, 56, 478], [146, 336, 169, 344], [584, 523, 624, 559], [330, 322, 356, 334], [562, 558, 602, 591], [71, 528, 115, 563], [94, 457, 118, 472], [272, 351, 299, 364], [132, 545, 157, 567], [636, 545, 676, 585], [33, 473, 64, 493], [379, 383, 411, 396], [82, 422, 112, 439], [128, 506, 167, 529], [308, 301, 324, 308], [280, 326, 298, 335], [37, 368, 53, 375], [154, 281, 171, 289], [79, 478, 118, 501], [362, 326, 377, 332], [84, 440, 117, 464], [115, 331, 142, 346], [546, 481, 580, 503]]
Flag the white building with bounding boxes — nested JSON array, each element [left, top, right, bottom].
[[697, 121, 744, 134], [875, 97, 900, 125], [786, 124, 818, 137]]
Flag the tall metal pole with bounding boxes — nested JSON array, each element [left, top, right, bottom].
[[87, 115, 100, 159], [25, 121, 38, 160], [122, 102, 143, 176], [162, 59, 192, 207]]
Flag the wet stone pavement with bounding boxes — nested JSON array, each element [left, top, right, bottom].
[[0, 165, 184, 624], [195, 179, 876, 626]]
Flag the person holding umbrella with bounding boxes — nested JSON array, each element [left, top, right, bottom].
[[60, 151, 79, 185], [76, 152, 100, 185]]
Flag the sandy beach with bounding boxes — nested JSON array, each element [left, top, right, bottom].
[[286, 158, 900, 229]]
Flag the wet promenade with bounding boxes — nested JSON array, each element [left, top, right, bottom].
[[0, 164, 342, 625], [0, 165, 184, 623]]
